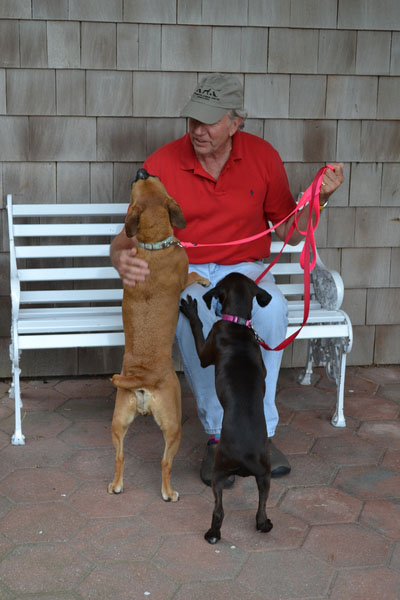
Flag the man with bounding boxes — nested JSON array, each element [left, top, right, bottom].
[[110, 73, 344, 485]]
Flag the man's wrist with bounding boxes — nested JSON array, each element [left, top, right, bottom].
[[319, 193, 329, 211]]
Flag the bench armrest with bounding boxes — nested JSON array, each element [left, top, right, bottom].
[[312, 252, 344, 310]]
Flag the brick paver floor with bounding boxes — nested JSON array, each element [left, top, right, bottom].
[[0, 366, 399, 599]]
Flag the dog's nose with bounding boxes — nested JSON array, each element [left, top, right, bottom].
[[135, 168, 149, 181]]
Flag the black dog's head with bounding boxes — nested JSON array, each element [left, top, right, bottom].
[[202, 272, 272, 320]]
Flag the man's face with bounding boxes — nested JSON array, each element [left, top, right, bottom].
[[188, 113, 241, 158]]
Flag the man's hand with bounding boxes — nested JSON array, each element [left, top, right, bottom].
[[319, 162, 344, 205], [113, 246, 150, 287]]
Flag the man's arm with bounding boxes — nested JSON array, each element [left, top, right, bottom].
[[275, 163, 344, 246], [110, 228, 150, 287]]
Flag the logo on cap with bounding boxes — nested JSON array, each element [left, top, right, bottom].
[[194, 87, 220, 102]]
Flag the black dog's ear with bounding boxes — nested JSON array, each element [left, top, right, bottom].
[[202, 287, 216, 309], [203, 284, 227, 309], [255, 289, 272, 307]]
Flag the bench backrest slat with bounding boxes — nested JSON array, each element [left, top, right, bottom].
[[20, 289, 123, 303], [11, 203, 128, 217], [13, 224, 124, 237], [270, 241, 304, 254], [19, 267, 119, 282], [16, 244, 111, 258]]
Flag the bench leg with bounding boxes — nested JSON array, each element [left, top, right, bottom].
[[331, 351, 347, 428], [9, 344, 25, 445], [298, 338, 348, 428], [324, 338, 348, 428], [12, 366, 25, 445], [298, 340, 314, 385]]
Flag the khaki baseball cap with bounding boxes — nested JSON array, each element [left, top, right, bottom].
[[180, 73, 244, 124]]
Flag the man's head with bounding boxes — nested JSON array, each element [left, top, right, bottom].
[[180, 73, 247, 125]]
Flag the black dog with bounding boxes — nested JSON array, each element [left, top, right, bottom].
[[180, 272, 273, 543]]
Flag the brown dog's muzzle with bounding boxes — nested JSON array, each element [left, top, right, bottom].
[[135, 168, 149, 181], [134, 168, 158, 183]]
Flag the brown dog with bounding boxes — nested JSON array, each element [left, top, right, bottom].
[[108, 169, 209, 501]]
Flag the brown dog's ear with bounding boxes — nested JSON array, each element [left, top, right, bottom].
[[125, 205, 141, 238], [255, 288, 272, 307], [167, 196, 186, 229]]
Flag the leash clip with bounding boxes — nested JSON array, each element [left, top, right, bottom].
[[249, 324, 264, 344]]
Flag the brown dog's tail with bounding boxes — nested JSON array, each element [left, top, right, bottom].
[[112, 374, 142, 391], [112, 374, 159, 395]]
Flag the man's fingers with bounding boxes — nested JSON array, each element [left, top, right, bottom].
[[118, 249, 150, 286], [322, 163, 344, 193]]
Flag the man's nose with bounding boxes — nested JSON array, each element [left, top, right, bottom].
[[191, 119, 207, 134]]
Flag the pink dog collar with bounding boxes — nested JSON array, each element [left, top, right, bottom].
[[221, 314, 252, 328]]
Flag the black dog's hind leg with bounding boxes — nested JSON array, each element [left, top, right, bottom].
[[255, 473, 273, 533], [204, 471, 227, 544]]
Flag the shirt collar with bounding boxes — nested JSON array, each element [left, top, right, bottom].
[[180, 131, 243, 175]]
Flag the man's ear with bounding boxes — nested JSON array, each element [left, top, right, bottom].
[[125, 205, 141, 238], [167, 196, 186, 229]]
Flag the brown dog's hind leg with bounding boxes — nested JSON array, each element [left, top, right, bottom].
[[152, 377, 182, 502], [108, 387, 137, 494], [160, 422, 181, 502]]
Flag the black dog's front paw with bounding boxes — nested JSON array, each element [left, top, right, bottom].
[[180, 295, 198, 320]]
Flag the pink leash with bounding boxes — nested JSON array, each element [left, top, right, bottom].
[[182, 165, 335, 351]]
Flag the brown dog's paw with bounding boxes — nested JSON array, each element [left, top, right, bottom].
[[199, 277, 211, 287], [108, 482, 123, 494], [162, 489, 179, 502], [185, 271, 210, 290]]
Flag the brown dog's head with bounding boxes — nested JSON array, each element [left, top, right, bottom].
[[203, 272, 272, 320], [125, 168, 186, 240]]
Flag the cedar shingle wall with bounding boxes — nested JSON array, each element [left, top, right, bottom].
[[1, 0, 399, 376]]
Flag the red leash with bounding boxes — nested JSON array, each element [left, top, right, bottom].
[[181, 164, 335, 351], [254, 164, 333, 351]]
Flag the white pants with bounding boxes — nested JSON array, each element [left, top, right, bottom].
[[176, 261, 288, 438]]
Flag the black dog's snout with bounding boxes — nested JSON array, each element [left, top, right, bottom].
[[135, 168, 149, 181]]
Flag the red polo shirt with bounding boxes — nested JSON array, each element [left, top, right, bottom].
[[143, 131, 296, 264]]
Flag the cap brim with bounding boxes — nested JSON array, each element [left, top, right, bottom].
[[180, 99, 229, 124]]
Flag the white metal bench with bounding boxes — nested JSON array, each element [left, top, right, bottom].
[[7, 194, 352, 445]]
